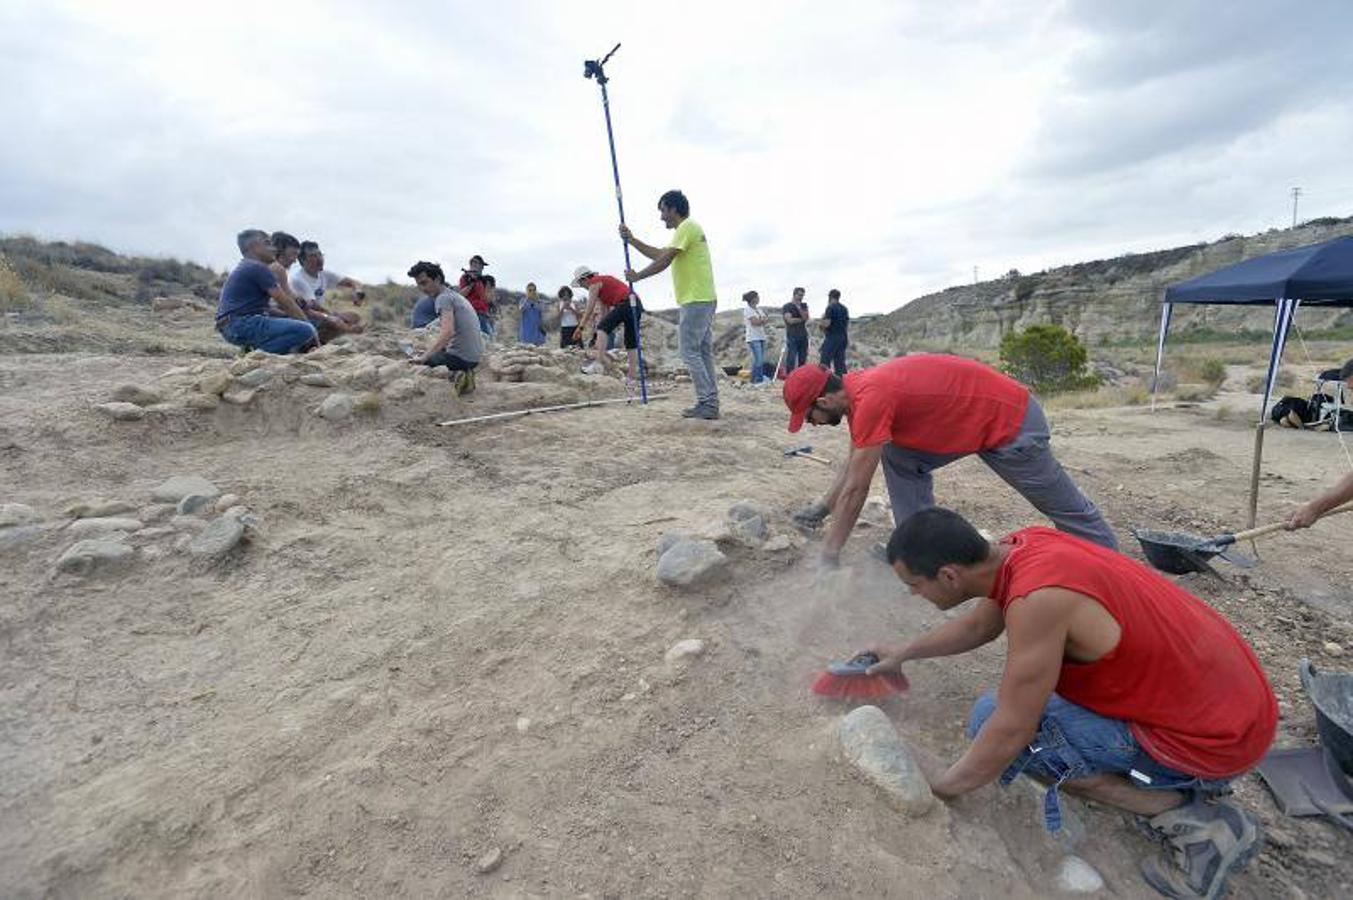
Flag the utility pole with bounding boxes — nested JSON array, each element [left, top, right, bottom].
[[973, 265, 979, 285], [1291, 186, 1302, 228]]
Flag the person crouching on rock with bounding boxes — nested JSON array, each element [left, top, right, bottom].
[[214, 228, 318, 354], [289, 240, 365, 343], [872, 507, 1275, 900], [406, 261, 483, 397], [571, 265, 642, 387]]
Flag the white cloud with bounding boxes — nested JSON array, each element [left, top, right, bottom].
[[2, 0, 1351, 313]]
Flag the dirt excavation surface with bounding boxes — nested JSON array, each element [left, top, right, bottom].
[[3, 351, 1353, 899]]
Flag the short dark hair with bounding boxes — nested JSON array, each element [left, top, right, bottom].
[[270, 231, 300, 252], [298, 240, 321, 262], [1340, 358, 1353, 381], [886, 508, 990, 577], [407, 261, 445, 283], [742, 290, 758, 302], [793, 286, 805, 295], [526, 282, 537, 290], [558, 285, 574, 299], [658, 189, 690, 217], [828, 288, 841, 300], [483, 275, 496, 287], [236, 228, 268, 253]]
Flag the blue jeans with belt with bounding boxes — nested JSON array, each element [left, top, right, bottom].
[[218, 315, 317, 354], [968, 693, 1234, 832], [747, 339, 766, 383]]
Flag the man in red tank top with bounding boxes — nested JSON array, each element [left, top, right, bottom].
[[866, 507, 1275, 899], [572, 265, 643, 385]]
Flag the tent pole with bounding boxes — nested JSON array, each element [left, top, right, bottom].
[[1247, 422, 1265, 531], [1150, 301, 1172, 412]]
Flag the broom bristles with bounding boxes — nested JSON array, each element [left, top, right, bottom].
[[810, 669, 909, 700]]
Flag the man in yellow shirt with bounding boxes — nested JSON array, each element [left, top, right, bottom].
[[621, 189, 720, 419]]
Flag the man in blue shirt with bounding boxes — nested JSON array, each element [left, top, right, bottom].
[[215, 229, 318, 354], [818, 288, 849, 375]]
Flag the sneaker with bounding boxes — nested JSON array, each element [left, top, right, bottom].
[[692, 405, 720, 420], [452, 369, 476, 397], [1139, 798, 1262, 899], [581, 361, 605, 376], [681, 405, 702, 418]]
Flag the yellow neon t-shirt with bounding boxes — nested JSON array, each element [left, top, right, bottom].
[[668, 218, 716, 305]]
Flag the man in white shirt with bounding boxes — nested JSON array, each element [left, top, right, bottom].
[[289, 241, 365, 343], [742, 290, 769, 385]]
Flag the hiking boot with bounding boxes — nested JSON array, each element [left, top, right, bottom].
[[581, 361, 605, 376], [692, 405, 720, 420], [1139, 797, 1261, 899], [452, 369, 476, 397], [681, 405, 703, 418]]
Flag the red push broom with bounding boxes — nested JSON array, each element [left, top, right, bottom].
[[811, 652, 910, 701]]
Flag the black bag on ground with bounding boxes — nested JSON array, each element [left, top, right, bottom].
[[1270, 396, 1312, 426]]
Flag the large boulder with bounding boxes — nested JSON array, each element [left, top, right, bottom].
[[656, 539, 728, 587], [837, 705, 934, 816]]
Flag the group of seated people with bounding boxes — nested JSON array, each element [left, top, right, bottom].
[[215, 229, 365, 354]]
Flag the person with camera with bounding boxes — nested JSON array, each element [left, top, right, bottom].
[[458, 254, 493, 336]]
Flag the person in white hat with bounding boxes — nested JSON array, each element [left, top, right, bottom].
[[571, 265, 643, 385]]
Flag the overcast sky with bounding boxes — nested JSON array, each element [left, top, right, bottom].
[[3, 0, 1352, 314]]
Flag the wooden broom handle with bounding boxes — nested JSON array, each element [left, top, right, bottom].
[[1230, 502, 1353, 542]]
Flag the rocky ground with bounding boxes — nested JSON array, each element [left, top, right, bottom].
[[2, 327, 1352, 898]]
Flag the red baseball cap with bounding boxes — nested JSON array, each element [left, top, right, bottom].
[[784, 364, 830, 433]]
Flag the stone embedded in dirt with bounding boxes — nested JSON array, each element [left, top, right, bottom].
[[95, 402, 146, 422], [1054, 856, 1104, 894], [384, 378, 421, 401], [222, 385, 257, 406], [347, 363, 381, 390], [55, 539, 135, 576], [858, 497, 894, 530], [1324, 642, 1345, 657], [515, 717, 531, 734], [214, 494, 241, 513], [177, 494, 216, 516], [837, 705, 934, 816], [65, 500, 138, 519], [131, 526, 177, 542], [171, 515, 209, 533], [222, 505, 251, 519], [67, 516, 143, 538], [656, 539, 729, 587], [377, 362, 405, 384], [475, 847, 504, 875], [665, 639, 706, 663], [229, 358, 259, 377], [318, 392, 355, 421], [0, 525, 43, 554], [139, 503, 175, 524], [152, 475, 220, 503], [184, 393, 220, 411], [196, 371, 231, 396], [188, 516, 245, 561], [728, 514, 769, 547], [110, 383, 164, 407], [234, 367, 273, 389], [656, 531, 694, 558], [0, 503, 38, 527], [300, 372, 333, 387], [762, 535, 793, 552], [150, 296, 184, 312]]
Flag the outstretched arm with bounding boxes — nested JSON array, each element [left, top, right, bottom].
[[928, 590, 1068, 798], [821, 444, 883, 562], [1289, 472, 1353, 528], [866, 599, 1005, 673]]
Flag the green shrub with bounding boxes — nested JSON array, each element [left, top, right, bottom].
[[999, 324, 1102, 395], [1198, 357, 1227, 386]]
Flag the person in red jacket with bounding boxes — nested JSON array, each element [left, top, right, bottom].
[[870, 507, 1275, 899], [783, 354, 1115, 564], [458, 254, 492, 336]]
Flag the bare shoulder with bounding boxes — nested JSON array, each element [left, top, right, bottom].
[[1004, 587, 1083, 630]]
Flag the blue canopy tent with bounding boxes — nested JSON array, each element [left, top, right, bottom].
[[1152, 235, 1353, 527]]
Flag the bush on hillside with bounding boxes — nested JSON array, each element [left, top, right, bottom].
[[999, 324, 1101, 394]]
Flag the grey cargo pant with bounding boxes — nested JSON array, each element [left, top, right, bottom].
[[881, 398, 1117, 549]]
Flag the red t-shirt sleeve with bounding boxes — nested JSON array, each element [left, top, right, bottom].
[[848, 388, 894, 448]]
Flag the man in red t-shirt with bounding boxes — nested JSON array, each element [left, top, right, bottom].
[[869, 507, 1274, 899], [782, 355, 1115, 563], [457, 254, 492, 335], [571, 265, 644, 385]]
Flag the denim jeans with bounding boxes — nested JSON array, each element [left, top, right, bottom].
[[423, 350, 476, 372], [747, 339, 766, 383], [968, 692, 1233, 832], [819, 337, 847, 375], [678, 301, 718, 407], [410, 295, 437, 329], [219, 315, 317, 354], [785, 333, 809, 373]]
